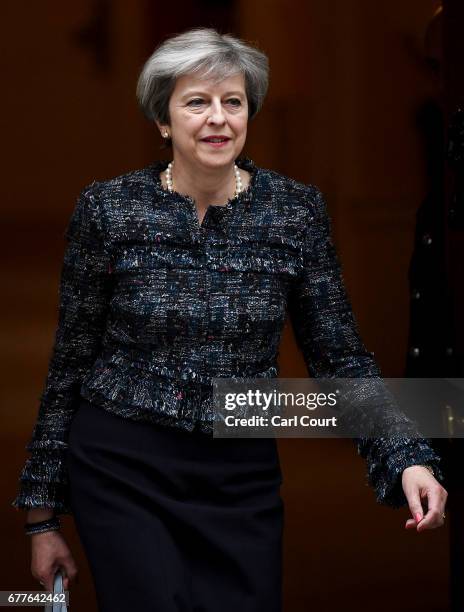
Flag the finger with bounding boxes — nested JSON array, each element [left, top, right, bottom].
[[406, 489, 425, 524], [417, 508, 444, 531], [61, 566, 77, 590], [405, 518, 417, 529], [62, 564, 77, 589], [417, 490, 444, 531], [36, 570, 53, 591]]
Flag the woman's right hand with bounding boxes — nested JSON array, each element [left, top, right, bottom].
[[30, 530, 78, 592]]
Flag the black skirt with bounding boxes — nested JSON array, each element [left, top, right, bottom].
[[66, 396, 284, 612]]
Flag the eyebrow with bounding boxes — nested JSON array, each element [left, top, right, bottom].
[[181, 90, 245, 98]]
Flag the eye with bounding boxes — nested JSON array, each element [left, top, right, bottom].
[[187, 98, 205, 106], [226, 98, 242, 107]]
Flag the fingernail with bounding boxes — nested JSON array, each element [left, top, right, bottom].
[[415, 513, 422, 523]]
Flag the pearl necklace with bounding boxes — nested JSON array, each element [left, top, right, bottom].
[[164, 161, 243, 197]]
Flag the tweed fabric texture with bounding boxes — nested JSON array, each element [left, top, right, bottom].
[[12, 156, 443, 515]]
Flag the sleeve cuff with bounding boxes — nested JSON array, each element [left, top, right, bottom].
[[360, 437, 444, 508], [12, 449, 72, 516]]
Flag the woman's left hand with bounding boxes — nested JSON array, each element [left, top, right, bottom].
[[401, 465, 448, 532]]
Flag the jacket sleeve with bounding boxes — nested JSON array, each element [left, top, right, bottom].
[[287, 185, 444, 508], [11, 184, 112, 516]]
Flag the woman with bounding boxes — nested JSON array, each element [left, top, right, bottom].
[[12, 27, 447, 611]]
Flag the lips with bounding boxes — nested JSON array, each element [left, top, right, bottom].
[[201, 136, 231, 142]]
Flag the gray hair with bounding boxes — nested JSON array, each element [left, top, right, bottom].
[[136, 27, 269, 125]]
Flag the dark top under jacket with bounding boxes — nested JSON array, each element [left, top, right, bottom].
[[12, 156, 444, 515]]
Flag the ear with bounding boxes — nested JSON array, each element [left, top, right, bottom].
[[155, 121, 168, 137]]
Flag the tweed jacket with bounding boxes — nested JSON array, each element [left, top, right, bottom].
[[12, 156, 443, 516]]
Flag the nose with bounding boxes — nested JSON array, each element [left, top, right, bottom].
[[206, 99, 226, 125]]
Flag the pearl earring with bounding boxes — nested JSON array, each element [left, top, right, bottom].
[[163, 131, 169, 138]]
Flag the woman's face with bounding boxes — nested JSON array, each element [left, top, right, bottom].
[[159, 71, 249, 170]]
